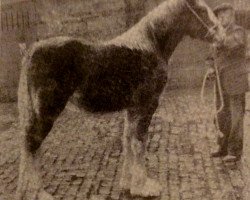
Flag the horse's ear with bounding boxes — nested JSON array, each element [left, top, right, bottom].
[[186, 0, 195, 5], [187, 0, 204, 6]]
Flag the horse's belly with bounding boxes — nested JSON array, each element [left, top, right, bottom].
[[72, 80, 133, 113]]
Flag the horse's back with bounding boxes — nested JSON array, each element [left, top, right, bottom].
[[26, 36, 88, 64]]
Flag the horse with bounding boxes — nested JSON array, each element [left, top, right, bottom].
[[16, 0, 225, 199]]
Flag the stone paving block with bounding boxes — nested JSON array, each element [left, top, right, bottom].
[[170, 192, 180, 200], [181, 190, 193, 199]]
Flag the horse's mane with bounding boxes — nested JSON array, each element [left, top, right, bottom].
[[105, 0, 185, 51]]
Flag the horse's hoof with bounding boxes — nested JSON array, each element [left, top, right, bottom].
[[120, 161, 132, 190], [130, 177, 162, 197], [38, 190, 54, 200], [119, 175, 131, 191]]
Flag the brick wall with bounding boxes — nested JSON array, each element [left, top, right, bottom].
[[0, 0, 38, 101]]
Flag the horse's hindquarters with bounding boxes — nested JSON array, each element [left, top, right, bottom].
[[17, 38, 85, 200]]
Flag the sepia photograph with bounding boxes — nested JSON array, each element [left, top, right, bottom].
[[0, 0, 250, 199]]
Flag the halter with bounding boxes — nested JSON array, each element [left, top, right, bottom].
[[185, 0, 219, 37]]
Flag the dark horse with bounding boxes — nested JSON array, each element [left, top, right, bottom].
[[17, 0, 225, 199]]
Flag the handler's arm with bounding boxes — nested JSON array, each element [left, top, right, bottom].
[[205, 55, 216, 80]]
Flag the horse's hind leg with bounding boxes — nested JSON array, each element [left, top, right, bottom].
[[120, 110, 134, 190], [16, 66, 78, 200], [128, 101, 162, 197]]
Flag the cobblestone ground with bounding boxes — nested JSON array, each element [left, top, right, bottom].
[[0, 88, 246, 200]]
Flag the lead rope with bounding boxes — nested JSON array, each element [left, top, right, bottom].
[[185, 0, 225, 137], [214, 62, 224, 137], [201, 62, 224, 137]]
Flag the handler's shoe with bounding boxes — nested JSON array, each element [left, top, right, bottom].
[[222, 155, 240, 162], [210, 150, 227, 158]]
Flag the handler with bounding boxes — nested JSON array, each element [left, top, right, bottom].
[[207, 3, 249, 162]]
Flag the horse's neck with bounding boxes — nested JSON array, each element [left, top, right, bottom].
[[105, 0, 185, 54], [105, 19, 155, 51], [159, 29, 184, 61]]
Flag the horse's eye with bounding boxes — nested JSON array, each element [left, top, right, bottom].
[[200, 7, 207, 12]]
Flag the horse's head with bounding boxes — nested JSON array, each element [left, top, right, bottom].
[[183, 0, 225, 42]]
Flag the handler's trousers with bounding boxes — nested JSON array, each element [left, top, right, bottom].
[[216, 88, 245, 157]]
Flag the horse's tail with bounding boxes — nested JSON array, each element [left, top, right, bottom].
[[19, 43, 27, 56], [18, 52, 35, 130], [16, 44, 55, 200], [16, 51, 38, 199], [18, 41, 50, 129]]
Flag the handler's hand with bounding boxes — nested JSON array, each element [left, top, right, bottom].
[[213, 28, 226, 46], [208, 24, 226, 43], [207, 67, 216, 80]]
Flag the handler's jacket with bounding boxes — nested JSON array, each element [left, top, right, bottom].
[[212, 24, 249, 95]]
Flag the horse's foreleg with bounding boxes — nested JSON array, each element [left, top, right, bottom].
[[120, 110, 134, 190], [17, 67, 79, 200], [129, 102, 162, 197]]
